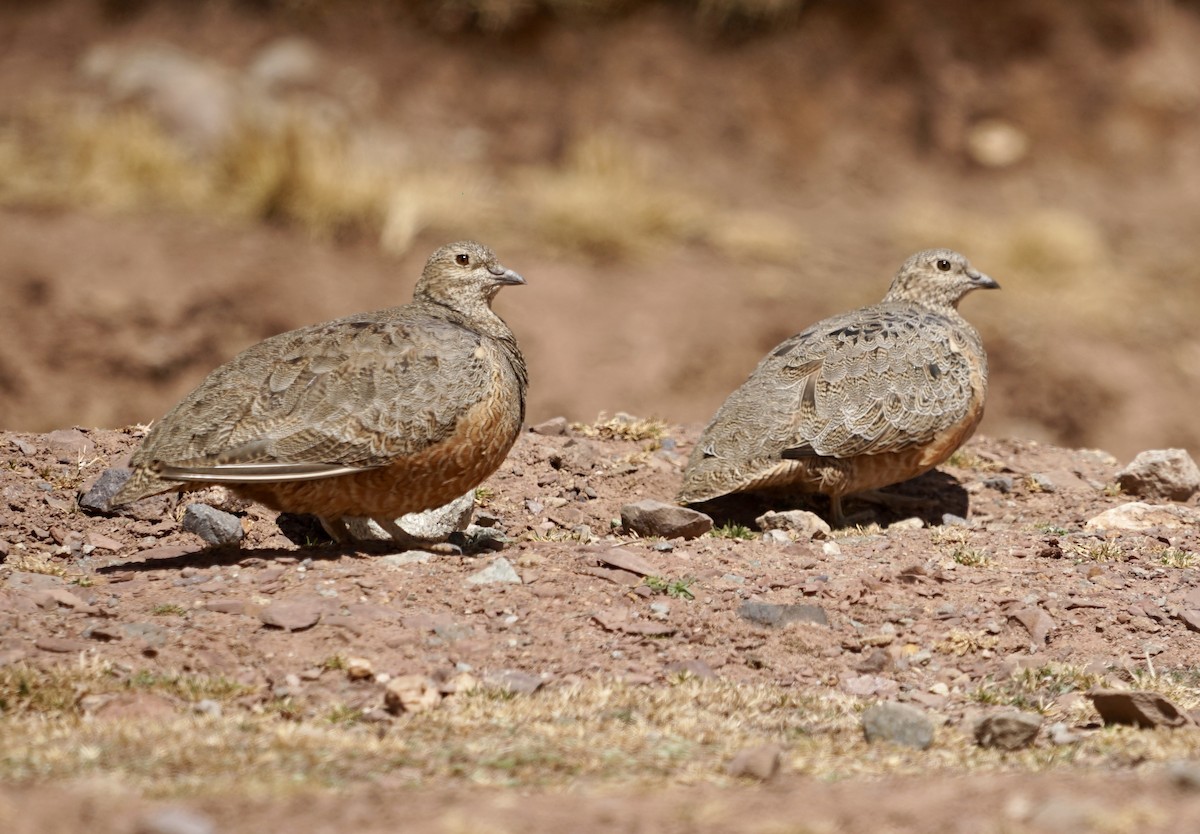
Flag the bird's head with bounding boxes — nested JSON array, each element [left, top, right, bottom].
[[416, 240, 525, 311], [884, 249, 999, 310]]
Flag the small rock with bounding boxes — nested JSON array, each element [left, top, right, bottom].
[[86, 531, 126, 551], [983, 475, 1014, 493], [182, 504, 245, 547], [1085, 502, 1200, 531], [592, 546, 657, 577], [755, 509, 831, 540], [738, 601, 828, 627], [344, 489, 474, 542], [529, 416, 569, 436], [135, 807, 216, 834], [974, 711, 1042, 750], [465, 557, 522, 585], [258, 601, 321, 631], [46, 428, 96, 463], [77, 467, 132, 513], [761, 529, 791, 545], [1046, 721, 1083, 746], [1088, 689, 1193, 729], [726, 743, 782, 781], [381, 551, 434, 567], [1029, 473, 1057, 493], [1178, 610, 1200, 633], [484, 669, 544, 694], [862, 701, 935, 749], [35, 637, 92, 653], [1008, 606, 1055, 646], [384, 674, 442, 714], [345, 657, 374, 680], [1116, 449, 1200, 501], [620, 500, 713, 540]]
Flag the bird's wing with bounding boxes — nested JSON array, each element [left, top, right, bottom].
[[130, 311, 500, 482], [772, 306, 979, 460]]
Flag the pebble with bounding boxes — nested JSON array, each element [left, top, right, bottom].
[[737, 600, 828, 627], [592, 546, 657, 577], [345, 657, 374, 680], [46, 428, 96, 463], [861, 701, 935, 750], [135, 808, 216, 834], [465, 557, 522, 585], [35, 637, 92, 653], [258, 601, 322, 631], [381, 551, 434, 567], [1028, 473, 1057, 493], [1008, 606, 1055, 646], [726, 743, 782, 781], [182, 503, 245, 547], [1116, 448, 1200, 501], [755, 509, 831, 540], [384, 674, 442, 713], [484, 669, 544, 694], [974, 710, 1042, 750], [620, 500, 713, 539], [529, 416, 569, 435]]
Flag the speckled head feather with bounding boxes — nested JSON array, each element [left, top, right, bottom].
[[883, 249, 999, 311], [416, 240, 525, 314]]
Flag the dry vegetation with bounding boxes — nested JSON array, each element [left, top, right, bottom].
[[5, 659, 1200, 799]]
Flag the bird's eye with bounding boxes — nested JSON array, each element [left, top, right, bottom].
[[936, 258, 951, 272], [455, 253, 470, 266]]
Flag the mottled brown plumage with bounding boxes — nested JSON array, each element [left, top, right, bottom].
[[677, 249, 998, 526], [110, 240, 527, 542]]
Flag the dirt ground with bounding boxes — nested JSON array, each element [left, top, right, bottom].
[[5, 1, 1200, 831], [4, 423, 1200, 832]]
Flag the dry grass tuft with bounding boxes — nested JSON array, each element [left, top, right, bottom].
[[572, 411, 669, 442]]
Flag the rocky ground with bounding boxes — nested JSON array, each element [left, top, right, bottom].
[[4, 420, 1200, 832]]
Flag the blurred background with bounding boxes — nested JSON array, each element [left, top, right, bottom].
[[0, 0, 1197, 461]]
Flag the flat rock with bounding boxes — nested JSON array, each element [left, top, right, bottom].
[[621, 500, 713, 539], [34, 637, 92, 653], [484, 669, 544, 694], [726, 743, 782, 780], [591, 546, 657, 577], [862, 701, 935, 749], [1009, 606, 1055, 646], [465, 557, 522, 585], [345, 490, 474, 542], [182, 503, 244, 547], [1085, 501, 1200, 531], [738, 600, 828, 627], [755, 509, 831, 540], [974, 710, 1042, 749], [1088, 689, 1193, 729], [258, 601, 321, 631], [1116, 448, 1200, 501]]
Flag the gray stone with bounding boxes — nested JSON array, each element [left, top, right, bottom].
[[738, 601, 828, 627], [78, 467, 132, 513], [861, 701, 935, 749], [484, 669, 544, 694], [1116, 448, 1200, 501], [182, 503, 244, 547], [465, 557, 522, 585], [344, 489, 474, 543], [621, 500, 712, 539], [974, 710, 1042, 750], [755, 509, 831, 540]]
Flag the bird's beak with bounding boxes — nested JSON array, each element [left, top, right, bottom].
[[970, 270, 1000, 290], [489, 264, 525, 286]]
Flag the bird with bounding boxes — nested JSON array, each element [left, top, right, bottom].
[[676, 248, 998, 527], [109, 240, 528, 545]]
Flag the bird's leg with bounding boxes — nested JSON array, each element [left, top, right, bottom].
[[828, 494, 846, 528], [318, 516, 352, 543]]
